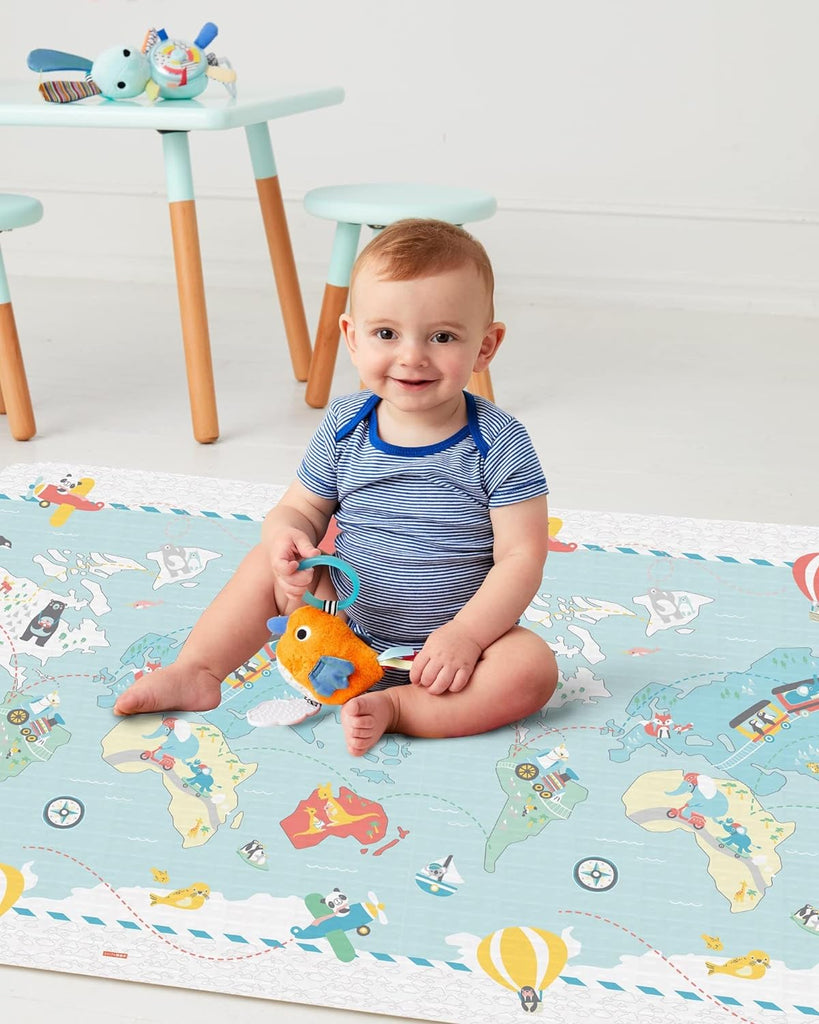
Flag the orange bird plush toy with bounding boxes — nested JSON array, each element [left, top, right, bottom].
[[266, 555, 415, 709]]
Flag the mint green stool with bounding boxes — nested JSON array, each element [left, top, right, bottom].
[[303, 183, 497, 408], [0, 194, 41, 440]]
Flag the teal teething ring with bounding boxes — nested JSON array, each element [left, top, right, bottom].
[[299, 555, 360, 611]]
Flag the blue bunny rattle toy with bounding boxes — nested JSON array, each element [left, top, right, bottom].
[[27, 23, 236, 103]]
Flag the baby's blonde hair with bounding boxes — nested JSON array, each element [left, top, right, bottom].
[[351, 218, 495, 320]]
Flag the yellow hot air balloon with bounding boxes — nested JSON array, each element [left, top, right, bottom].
[[0, 863, 25, 918], [477, 926, 568, 1011]]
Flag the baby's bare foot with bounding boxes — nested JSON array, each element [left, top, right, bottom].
[[114, 663, 222, 716], [341, 691, 398, 756]]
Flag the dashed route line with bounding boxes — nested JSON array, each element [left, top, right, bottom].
[[11, 870, 812, 1020], [235, 746, 367, 793], [22, 845, 287, 963], [512, 723, 614, 756], [379, 791, 488, 837], [0, 619, 27, 691], [765, 803, 819, 812], [748, 738, 818, 789], [647, 551, 792, 600], [557, 909, 760, 1024], [231, 749, 482, 835]]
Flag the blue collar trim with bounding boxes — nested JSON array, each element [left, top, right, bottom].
[[335, 391, 488, 457]]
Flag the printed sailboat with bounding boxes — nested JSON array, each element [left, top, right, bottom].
[[414, 854, 463, 897]]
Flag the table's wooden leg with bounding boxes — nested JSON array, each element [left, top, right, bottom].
[[0, 246, 36, 440], [161, 131, 219, 444], [245, 122, 312, 382]]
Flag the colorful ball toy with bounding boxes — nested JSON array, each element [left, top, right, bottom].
[[27, 23, 236, 103]]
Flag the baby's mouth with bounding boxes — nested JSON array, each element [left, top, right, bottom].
[[393, 378, 433, 389]]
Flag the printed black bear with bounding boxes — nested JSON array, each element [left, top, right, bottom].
[[21, 599, 67, 646]]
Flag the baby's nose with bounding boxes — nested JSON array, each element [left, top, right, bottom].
[[398, 338, 428, 364]]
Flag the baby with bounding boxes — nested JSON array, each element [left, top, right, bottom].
[[115, 218, 557, 755]]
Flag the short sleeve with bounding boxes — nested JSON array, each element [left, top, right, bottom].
[[297, 403, 341, 500], [483, 420, 548, 507]]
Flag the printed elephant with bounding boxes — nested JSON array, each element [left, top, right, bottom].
[[142, 716, 200, 762], [665, 771, 729, 821]]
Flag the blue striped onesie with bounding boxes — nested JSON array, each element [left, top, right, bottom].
[[297, 390, 548, 659]]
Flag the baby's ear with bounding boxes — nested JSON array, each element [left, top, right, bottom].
[[474, 322, 505, 370], [339, 313, 357, 354]]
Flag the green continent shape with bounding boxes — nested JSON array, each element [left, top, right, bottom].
[[0, 697, 71, 782], [484, 744, 589, 872]]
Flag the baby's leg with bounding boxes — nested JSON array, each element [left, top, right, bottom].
[[114, 545, 316, 716], [341, 627, 557, 756]]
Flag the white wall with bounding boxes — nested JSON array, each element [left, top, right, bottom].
[[3, 0, 819, 313]]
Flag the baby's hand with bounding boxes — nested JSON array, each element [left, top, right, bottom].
[[410, 621, 482, 695], [269, 529, 322, 603]]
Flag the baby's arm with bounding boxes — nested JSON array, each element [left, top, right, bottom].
[[411, 495, 550, 694], [112, 481, 337, 717], [261, 481, 337, 602]]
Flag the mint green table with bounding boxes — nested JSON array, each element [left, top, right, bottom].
[[0, 80, 344, 442]]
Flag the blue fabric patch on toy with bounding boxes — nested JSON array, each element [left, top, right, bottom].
[[308, 656, 355, 697]]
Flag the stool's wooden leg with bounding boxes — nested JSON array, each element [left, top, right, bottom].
[[246, 123, 312, 382], [161, 132, 219, 444], [0, 302, 36, 441], [305, 283, 349, 408], [0, 246, 35, 440], [305, 220, 361, 408], [468, 369, 495, 403]]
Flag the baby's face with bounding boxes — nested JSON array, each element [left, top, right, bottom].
[[341, 262, 502, 418]]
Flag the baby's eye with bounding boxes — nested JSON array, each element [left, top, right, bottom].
[[376, 328, 396, 340], [431, 332, 454, 344]]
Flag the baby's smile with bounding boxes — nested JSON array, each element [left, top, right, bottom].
[[392, 377, 434, 390]]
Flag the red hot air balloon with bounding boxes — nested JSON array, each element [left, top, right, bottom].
[[792, 552, 819, 621]]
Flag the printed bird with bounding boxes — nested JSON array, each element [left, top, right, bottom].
[[806, 762, 819, 775], [149, 882, 210, 910], [150, 867, 169, 883], [701, 934, 723, 951], [705, 950, 770, 979]]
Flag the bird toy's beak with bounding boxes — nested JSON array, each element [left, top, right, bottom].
[[267, 615, 289, 637]]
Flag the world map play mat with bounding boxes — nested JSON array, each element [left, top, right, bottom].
[[0, 462, 818, 1024]]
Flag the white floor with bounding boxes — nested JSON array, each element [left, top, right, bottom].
[[0, 274, 817, 1023]]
